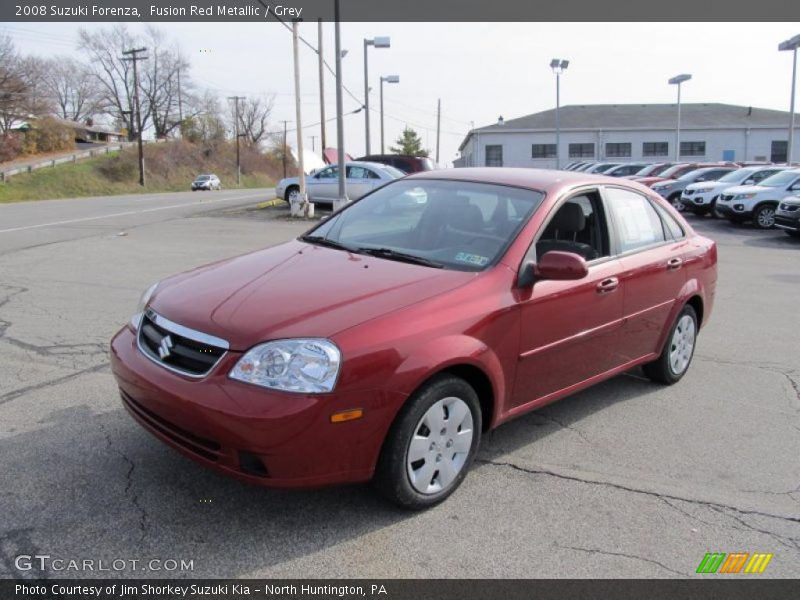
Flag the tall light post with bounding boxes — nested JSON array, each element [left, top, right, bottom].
[[550, 58, 569, 169], [669, 73, 692, 162], [379, 75, 399, 154], [779, 34, 800, 165], [333, 0, 348, 208], [363, 36, 390, 155]]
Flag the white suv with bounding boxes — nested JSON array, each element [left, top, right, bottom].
[[716, 168, 800, 229], [682, 166, 788, 218]]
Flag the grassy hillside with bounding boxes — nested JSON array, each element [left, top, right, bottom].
[[0, 140, 281, 203]]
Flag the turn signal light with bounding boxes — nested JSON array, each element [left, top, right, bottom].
[[330, 409, 364, 423]]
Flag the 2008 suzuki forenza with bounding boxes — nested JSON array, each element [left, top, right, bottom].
[[110, 168, 717, 509]]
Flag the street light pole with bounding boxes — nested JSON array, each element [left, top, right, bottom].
[[292, 20, 308, 216], [379, 75, 399, 154], [363, 36, 390, 155], [550, 58, 569, 169], [779, 34, 800, 165], [334, 0, 348, 208], [669, 74, 692, 162]]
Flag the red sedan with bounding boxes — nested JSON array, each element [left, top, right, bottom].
[[110, 168, 717, 509]]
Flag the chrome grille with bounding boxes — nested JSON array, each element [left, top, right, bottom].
[[137, 309, 228, 377]]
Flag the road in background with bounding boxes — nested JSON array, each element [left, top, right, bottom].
[[0, 197, 798, 578]]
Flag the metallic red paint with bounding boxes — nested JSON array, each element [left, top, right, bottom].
[[111, 167, 717, 489]]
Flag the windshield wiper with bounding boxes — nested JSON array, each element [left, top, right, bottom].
[[299, 235, 359, 253], [356, 247, 444, 268]]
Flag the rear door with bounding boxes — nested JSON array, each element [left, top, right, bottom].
[[345, 166, 373, 199], [602, 186, 688, 362]]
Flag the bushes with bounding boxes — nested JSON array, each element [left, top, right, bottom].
[[0, 133, 23, 162], [22, 117, 75, 154], [94, 153, 137, 182]]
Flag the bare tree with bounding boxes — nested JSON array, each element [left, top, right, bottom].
[[182, 90, 226, 144], [0, 34, 28, 133], [42, 58, 102, 123], [78, 24, 145, 140], [140, 26, 190, 139], [232, 96, 275, 146]]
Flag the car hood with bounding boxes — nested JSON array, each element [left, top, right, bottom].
[[149, 240, 474, 351], [685, 180, 726, 191], [720, 184, 771, 196], [636, 176, 669, 186], [651, 178, 679, 188]]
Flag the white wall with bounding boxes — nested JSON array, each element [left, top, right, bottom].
[[459, 127, 800, 169]]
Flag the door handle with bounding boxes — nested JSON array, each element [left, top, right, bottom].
[[596, 277, 619, 293], [667, 257, 683, 270]]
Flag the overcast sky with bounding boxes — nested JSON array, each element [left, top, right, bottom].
[[2, 21, 799, 166]]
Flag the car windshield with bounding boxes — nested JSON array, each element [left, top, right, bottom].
[[718, 168, 755, 183], [760, 170, 799, 187], [304, 179, 544, 271], [196, 175, 210, 181], [678, 169, 710, 181]]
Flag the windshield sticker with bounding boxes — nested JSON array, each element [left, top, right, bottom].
[[454, 252, 489, 266]]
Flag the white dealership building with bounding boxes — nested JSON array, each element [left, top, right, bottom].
[[455, 103, 798, 169]]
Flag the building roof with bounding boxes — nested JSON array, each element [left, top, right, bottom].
[[460, 103, 793, 150]]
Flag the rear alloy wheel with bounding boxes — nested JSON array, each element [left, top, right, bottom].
[[670, 193, 686, 212], [643, 304, 698, 385], [374, 375, 481, 509], [753, 204, 776, 229]]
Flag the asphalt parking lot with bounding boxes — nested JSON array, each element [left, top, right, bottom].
[[0, 191, 798, 579]]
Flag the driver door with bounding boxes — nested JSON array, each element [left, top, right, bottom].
[[307, 166, 338, 202], [511, 190, 625, 411]]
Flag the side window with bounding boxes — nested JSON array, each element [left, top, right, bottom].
[[317, 166, 338, 179], [534, 191, 610, 262], [605, 187, 666, 253], [364, 169, 381, 179], [652, 203, 685, 240], [346, 166, 367, 179]]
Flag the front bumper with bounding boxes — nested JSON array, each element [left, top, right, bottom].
[[715, 201, 752, 219], [110, 326, 403, 488], [775, 212, 800, 232], [683, 191, 716, 207]]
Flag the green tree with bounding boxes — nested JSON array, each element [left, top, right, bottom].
[[389, 127, 429, 157]]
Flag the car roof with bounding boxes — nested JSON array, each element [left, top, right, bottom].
[[406, 167, 649, 194]]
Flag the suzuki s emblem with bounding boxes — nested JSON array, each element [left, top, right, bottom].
[[158, 335, 175, 359]]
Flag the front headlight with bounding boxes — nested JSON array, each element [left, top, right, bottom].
[[230, 339, 341, 393], [130, 282, 159, 330], [734, 193, 756, 200]]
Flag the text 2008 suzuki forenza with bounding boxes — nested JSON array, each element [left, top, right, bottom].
[[111, 168, 717, 509]]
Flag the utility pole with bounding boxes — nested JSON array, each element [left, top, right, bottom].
[[334, 0, 348, 208], [227, 95, 245, 186], [177, 65, 184, 135], [121, 47, 148, 186], [292, 20, 308, 216], [281, 120, 290, 178], [310, 135, 317, 152], [317, 18, 326, 151], [436, 98, 441, 165]]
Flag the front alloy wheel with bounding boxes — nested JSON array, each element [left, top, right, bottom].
[[754, 205, 776, 229], [670, 194, 686, 212], [374, 375, 481, 509]]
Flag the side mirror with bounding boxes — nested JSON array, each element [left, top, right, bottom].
[[743, 179, 755, 185], [518, 251, 589, 287]]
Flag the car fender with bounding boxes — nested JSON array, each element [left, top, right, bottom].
[[654, 278, 707, 354], [391, 334, 509, 429]]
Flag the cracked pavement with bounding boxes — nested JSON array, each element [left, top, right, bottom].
[[0, 192, 798, 579]]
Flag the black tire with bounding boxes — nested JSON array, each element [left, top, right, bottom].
[[643, 304, 698, 385], [373, 374, 482, 510], [284, 185, 299, 203], [709, 197, 724, 219], [669, 193, 686, 212], [691, 207, 709, 217], [753, 204, 777, 230]]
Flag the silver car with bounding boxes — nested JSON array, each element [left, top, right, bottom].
[[276, 161, 405, 205]]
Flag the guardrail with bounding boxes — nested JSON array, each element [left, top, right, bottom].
[[0, 139, 167, 182]]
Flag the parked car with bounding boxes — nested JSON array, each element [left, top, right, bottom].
[[651, 167, 737, 210], [682, 166, 789, 218], [111, 167, 716, 509], [624, 162, 675, 179], [276, 161, 405, 206], [634, 163, 700, 187], [191, 174, 221, 191], [573, 162, 598, 172], [355, 154, 436, 174], [602, 162, 651, 177], [583, 162, 621, 174], [563, 161, 586, 170], [774, 195, 800, 237], [716, 168, 800, 228]]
